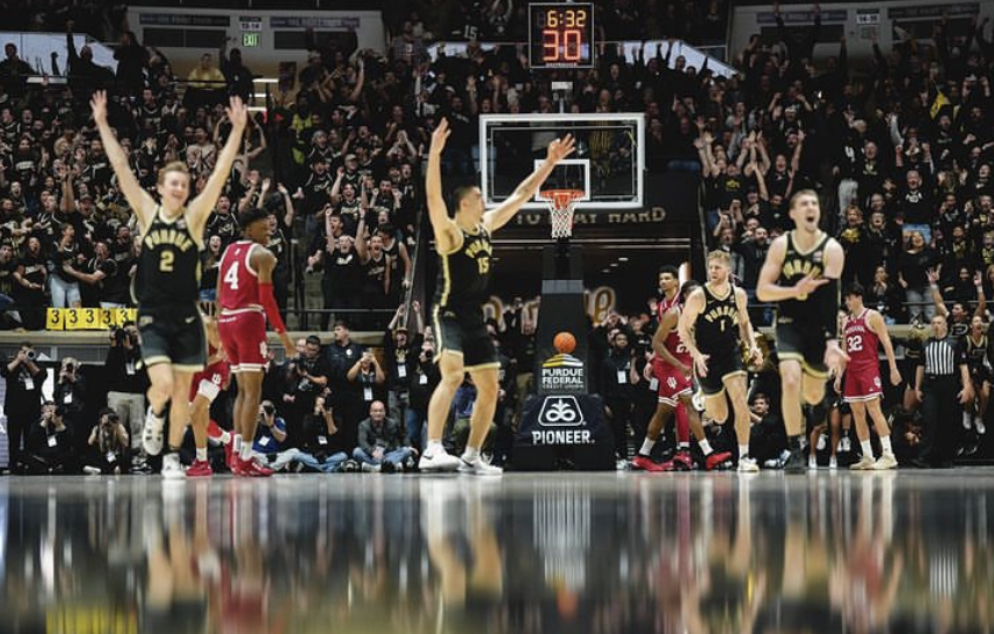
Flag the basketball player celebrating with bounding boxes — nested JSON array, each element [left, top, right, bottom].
[[420, 118, 574, 474], [217, 206, 296, 477], [757, 190, 847, 473], [679, 251, 763, 472], [161, 316, 230, 477], [837, 285, 900, 471], [633, 281, 733, 471], [91, 91, 248, 466]]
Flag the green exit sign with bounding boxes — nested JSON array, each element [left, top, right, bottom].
[[242, 32, 260, 47]]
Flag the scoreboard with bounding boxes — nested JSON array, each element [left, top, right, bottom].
[[529, 3, 595, 69]]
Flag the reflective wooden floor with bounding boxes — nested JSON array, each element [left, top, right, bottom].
[[1, 470, 991, 634]]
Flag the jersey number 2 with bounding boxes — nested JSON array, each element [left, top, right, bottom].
[[224, 262, 240, 290], [159, 251, 174, 272]]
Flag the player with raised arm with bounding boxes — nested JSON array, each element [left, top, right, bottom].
[[678, 251, 763, 473], [216, 206, 296, 477], [837, 284, 901, 471], [91, 91, 248, 469], [419, 118, 574, 475], [757, 189, 848, 473], [632, 280, 734, 472]]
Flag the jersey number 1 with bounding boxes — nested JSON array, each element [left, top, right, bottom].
[[224, 262, 240, 290]]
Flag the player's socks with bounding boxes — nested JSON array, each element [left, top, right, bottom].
[[698, 439, 713, 456], [788, 435, 802, 450], [639, 438, 656, 456], [426, 440, 444, 456], [880, 435, 893, 454], [860, 439, 873, 458], [196, 447, 207, 462], [738, 444, 749, 458], [963, 412, 973, 430], [678, 442, 690, 451], [462, 446, 480, 462], [239, 443, 253, 461]]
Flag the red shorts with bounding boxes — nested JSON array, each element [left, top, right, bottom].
[[218, 310, 268, 373], [843, 366, 883, 402], [190, 359, 230, 403], [656, 361, 693, 406]]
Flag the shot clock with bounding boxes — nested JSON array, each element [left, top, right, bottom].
[[529, 2, 595, 69]]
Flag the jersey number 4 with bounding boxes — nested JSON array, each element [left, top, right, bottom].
[[224, 262, 240, 290]]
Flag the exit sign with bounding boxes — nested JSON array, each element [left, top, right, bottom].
[[242, 32, 260, 47]]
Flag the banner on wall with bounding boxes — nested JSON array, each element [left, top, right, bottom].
[[46, 308, 138, 331]]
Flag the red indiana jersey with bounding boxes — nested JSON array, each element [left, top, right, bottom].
[[657, 292, 678, 323], [218, 240, 264, 312], [844, 309, 881, 372], [663, 306, 692, 369]]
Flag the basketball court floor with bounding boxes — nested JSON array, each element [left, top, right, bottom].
[[1, 471, 990, 633]]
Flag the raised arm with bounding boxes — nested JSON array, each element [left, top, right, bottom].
[[90, 91, 157, 229], [187, 96, 248, 233], [926, 268, 949, 318], [973, 271, 986, 319], [483, 133, 575, 233], [425, 119, 461, 254]]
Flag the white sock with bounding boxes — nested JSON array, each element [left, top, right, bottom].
[[426, 440, 444, 456], [239, 443, 253, 461], [164, 453, 179, 467], [880, 435, 893, 454], [219, 430, 231, 444], [233, 434, 243, 453], [639, 438, 656, 456], [739, 444, 749, 458], [678, 442, 690, 451], [963, 412, 973, 428], [196, 447, 207, 462], [860, 440, 873, 458], [699, 439, 713, 456], [462, 446, 480, 462]]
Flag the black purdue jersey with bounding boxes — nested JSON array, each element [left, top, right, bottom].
[[134, 207, 202, 311], [434, 224, 492, 311], [776, 230, 830, 326], [695, 283, 740, 357]]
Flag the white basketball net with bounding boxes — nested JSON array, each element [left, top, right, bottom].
[[541, 190, 584, 240]]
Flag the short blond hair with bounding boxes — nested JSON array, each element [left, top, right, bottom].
[[157, 161, 190, 185], [707, 250, 731, 265]]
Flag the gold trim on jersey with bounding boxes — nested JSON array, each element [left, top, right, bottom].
[[704, 282, 733, 301], [439, 253, 453, 307], [788, 229, 827, 256]]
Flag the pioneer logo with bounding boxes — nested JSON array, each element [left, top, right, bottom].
[[533, 395, 594, 445]]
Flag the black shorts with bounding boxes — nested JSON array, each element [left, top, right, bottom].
[[433, 304, 499, 371], [775, 322, 829, 378], [696, 353, 746, 396], [138, 306, 206, 373]]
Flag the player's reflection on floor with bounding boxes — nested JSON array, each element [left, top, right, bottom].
[[0, 474, 992, 633]]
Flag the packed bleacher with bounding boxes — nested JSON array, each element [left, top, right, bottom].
[[1, 1, 993, 475]]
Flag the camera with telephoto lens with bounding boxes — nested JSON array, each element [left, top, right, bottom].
[[26, 349, 36, 360], [263, 403, 275, 416], [65, 362, 75, 373]]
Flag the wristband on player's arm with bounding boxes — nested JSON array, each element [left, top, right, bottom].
[[259, 282, 287, 334], [814, 277, 841, 340]]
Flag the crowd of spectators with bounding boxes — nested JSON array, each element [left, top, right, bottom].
[[3, 1, 994, 473]]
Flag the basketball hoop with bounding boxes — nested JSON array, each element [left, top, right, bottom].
[[539, 189, 585, 240]]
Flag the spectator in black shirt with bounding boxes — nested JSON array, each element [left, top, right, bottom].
[[601, 331, 636, 465], [320, 234, 364, 330], [407, 335, 439, 449], [286, 335, 331, 444], [1, 342, 43, 472], [748, 392, 788, 468], [104, 323, 148, 468], [899, 231, 935, 321], [53, 357, 86, 431], [84, 408, 130, 475]]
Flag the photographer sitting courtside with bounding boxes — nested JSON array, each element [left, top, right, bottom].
[[353, 400, 415, 472], [24, 403, 77, 474], [84, 408, 130, 474]]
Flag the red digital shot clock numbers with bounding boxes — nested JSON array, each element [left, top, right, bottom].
[[529, 2, 595, 69]]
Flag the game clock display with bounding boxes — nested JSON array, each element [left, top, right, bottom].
[[529, 2, 595, 69]]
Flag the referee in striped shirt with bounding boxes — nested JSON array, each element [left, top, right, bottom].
[[913, 314, 974, 468]]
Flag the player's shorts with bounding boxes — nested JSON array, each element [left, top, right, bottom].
[[843, 366, 883, 403], [218, 309, 267, 373], [138, 305, 206, 372], [432, 304, 499, 371], [656, 362, 693, 406], [969, 364, 991, 386], [696, 353, 745, 396], [189, 359, 230, 403], [775, 322, 829, 378]]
